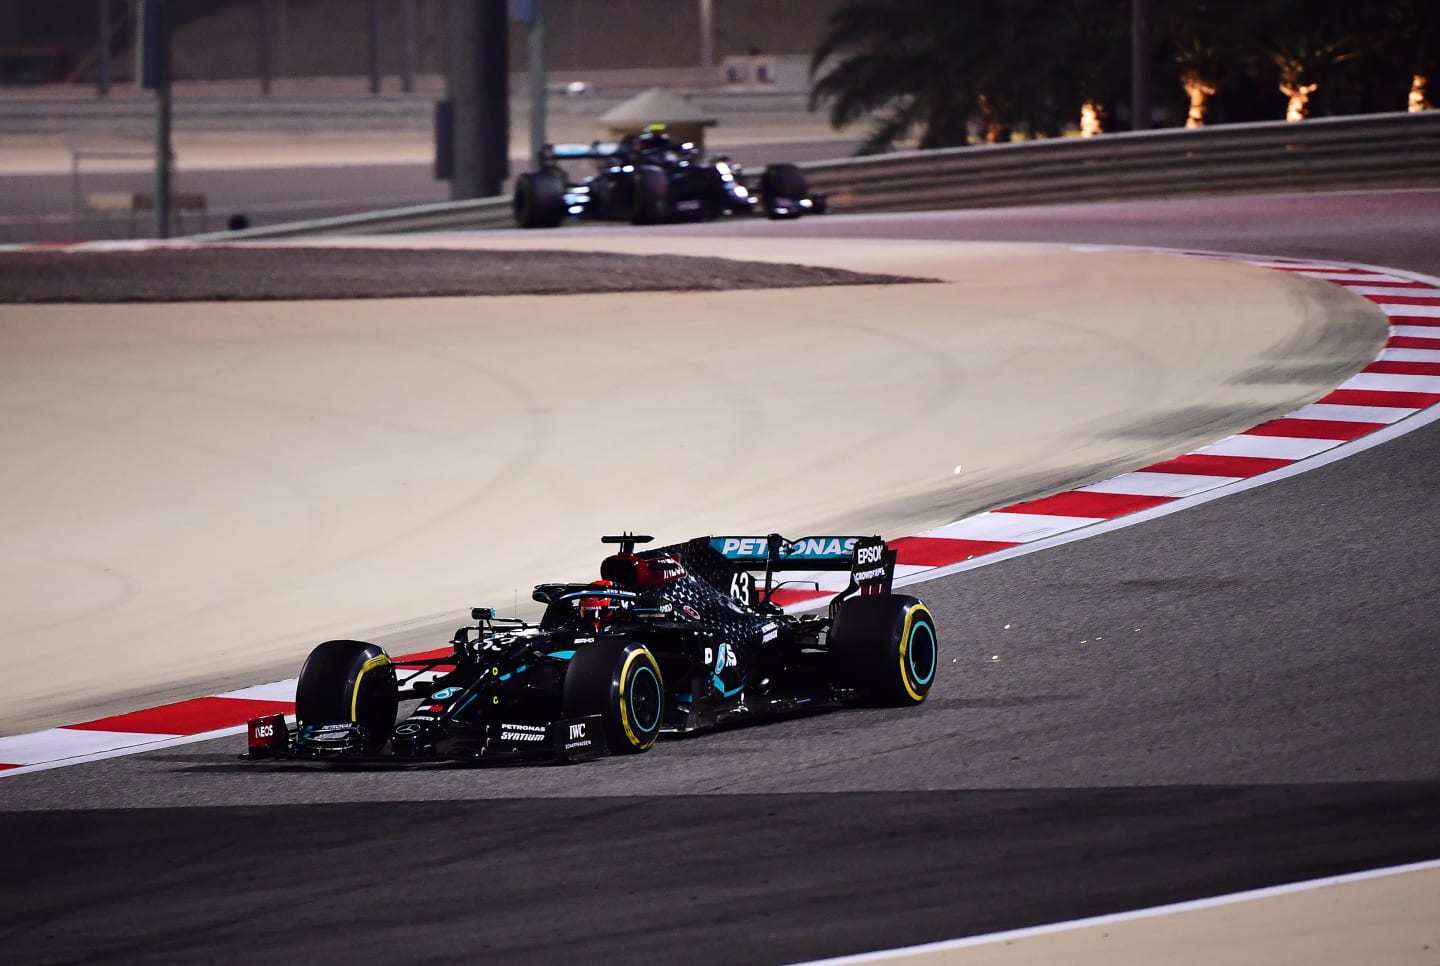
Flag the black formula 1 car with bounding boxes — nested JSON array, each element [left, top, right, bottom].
[[512, 125, 827, 228], [244, 532, 938, 765]]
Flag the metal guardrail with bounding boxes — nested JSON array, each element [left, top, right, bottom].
[[802, 110, 1440, 212], [191, 195, 512, 241], [202, 110, 1440, 240]]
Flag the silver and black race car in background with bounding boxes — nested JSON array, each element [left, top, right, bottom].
[[244, 532, 938, 765], [512, 125, 827, 228]]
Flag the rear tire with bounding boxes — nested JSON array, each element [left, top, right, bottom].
[[761, 162, 809, 219], [829, 595, 938, 705], [630, 165, 671, 225], [514, 171, 566, 228], [564, 639, 664, 753], [295, 639, 398, 753]]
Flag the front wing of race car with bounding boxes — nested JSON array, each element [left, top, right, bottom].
[[241, 712, 608, 765]]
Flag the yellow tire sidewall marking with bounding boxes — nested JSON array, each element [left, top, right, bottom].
[[898, 604, 934, 703], [351, 653, 391, 722], [618, 647, 660, 750]]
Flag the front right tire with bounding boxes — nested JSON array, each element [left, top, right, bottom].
[[760, 162, 809, 219], [294, 639, 398, 753], [514, 170, 567, 228], [630, 165, 671, 225]]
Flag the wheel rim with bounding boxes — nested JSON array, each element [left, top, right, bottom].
[[628, 663, 662, 734], [908, 621, 937, 687]]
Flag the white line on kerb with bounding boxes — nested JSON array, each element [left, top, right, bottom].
[[0, 723, 250, 777], [785, 858, 1440, 965]]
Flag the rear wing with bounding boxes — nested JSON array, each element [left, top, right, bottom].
[[701, 534, 896, 616], [541, 141, 621, 163]]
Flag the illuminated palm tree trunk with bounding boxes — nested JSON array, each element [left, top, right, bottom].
[[1174, 39, 1219, 129], [1281, 77, 1318, 120], [1183, 72, 1217, 127], [1411, 75, 1432, 112], [977, 94, 1012, 143]]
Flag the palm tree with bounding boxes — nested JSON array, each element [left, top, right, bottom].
[[1066, 0, 1131, 133], [1245, 0, 1376, 120], [1379, 0, 1438, 110], [1155, 0, 1263, 127], [1265, 32, 1362, 120], [809, 0, 1103, 153], [808, 1, 983, 152], [1173, 37, 1221, 127]]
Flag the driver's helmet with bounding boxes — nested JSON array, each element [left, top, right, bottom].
[[636, 123, 671, 156], [578, 580, 617, 629]]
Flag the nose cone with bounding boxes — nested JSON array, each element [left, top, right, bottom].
[[389, 719, 440, 758]]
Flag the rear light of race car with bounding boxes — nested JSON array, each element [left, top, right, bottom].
[[247, 713, 289, 755]]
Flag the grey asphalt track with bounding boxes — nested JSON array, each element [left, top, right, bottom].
[[2, 191, 1439, 965]]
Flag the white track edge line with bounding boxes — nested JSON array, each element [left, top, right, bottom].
[[785, 857, 1440, 965]]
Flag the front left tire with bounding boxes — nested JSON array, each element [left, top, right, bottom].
[[563, 639, 665, 753], [514, 171, 567, 228]]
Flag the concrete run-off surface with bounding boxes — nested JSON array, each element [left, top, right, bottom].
[[839, 864, 1440, 966]]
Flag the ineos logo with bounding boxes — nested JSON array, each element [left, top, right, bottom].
[[253, 723, 274, 739]]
